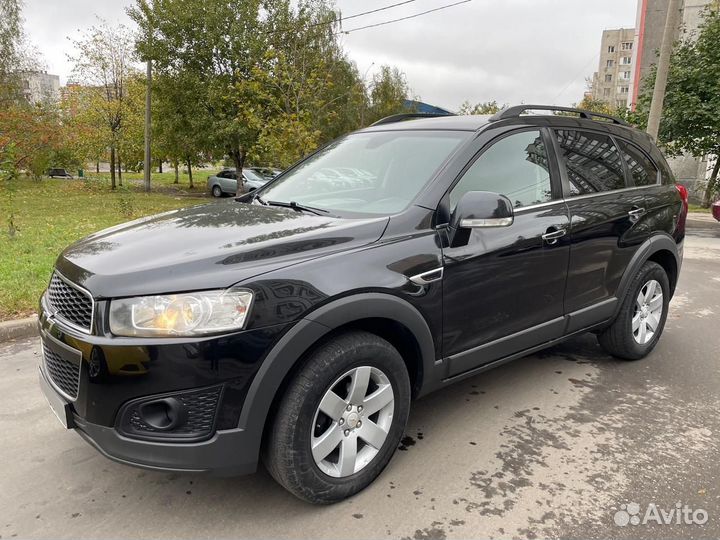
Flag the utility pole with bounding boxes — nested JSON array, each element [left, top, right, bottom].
[[143, 58, 152, 192], [646, 0, 683, 141]]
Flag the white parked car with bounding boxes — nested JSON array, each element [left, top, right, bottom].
[[207, 168, 273, 197]]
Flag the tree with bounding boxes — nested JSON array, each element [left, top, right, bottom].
[[633, 7, 720, 207], [457, 100, 503, 115], [366, 65, 411, 124], [130, 0, 416, 171], [69, 22, 138, 189], [0, 102, 71, 236], [152, 72, 209, 187], [129, 0, 266, 173], [61, 84, 110, 172], [116, 75, 151, 173], [575, 96, 618, 115], [0, 0, 23, 103], [0, 103, 67, 177]]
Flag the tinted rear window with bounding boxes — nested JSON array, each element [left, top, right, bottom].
[[555, 130, 627, 195], [618, 139, 659, 186]]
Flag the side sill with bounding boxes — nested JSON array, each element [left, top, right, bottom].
[[440, 321, 609, 387]]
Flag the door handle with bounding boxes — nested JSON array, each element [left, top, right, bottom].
[[541, 228, 566, 245], [628, 207, 646, 222]]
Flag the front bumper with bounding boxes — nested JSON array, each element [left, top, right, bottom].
[[39, 367, 256, 474], [37, 298, 289, 475]]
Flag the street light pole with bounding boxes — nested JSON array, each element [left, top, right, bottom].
[[143, 58, 152, 192], [646, 0, 683, 141]]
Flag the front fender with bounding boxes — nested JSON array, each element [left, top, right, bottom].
[[235, 292, 438, 465]]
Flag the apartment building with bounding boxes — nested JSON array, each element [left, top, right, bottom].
[[626, 0, 715, 200], [628, 0, 713, 109], [590, 28, 635, 108], [17, 70, 60, 104]]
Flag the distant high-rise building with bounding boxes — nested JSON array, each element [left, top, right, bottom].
[[626, 0, 715, 199], [589, 28, 635, 109], [628, 0, 713, 109], [17, 71, 60, 104]]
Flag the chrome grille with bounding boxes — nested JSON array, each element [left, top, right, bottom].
[[43, 346, 81, 400], [47, 273, 94, 332]]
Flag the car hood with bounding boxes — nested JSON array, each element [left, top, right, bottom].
[[56, 200, 388, 298]]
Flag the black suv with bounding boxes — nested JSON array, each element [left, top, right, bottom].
[[38, 105, 687, 503]]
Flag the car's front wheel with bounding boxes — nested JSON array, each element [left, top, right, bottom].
[[597, 261, 670, 360], [263, 331, 410, 504]]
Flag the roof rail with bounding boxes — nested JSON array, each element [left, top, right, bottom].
[[370, 112, 455, 127], [488, 105, 629, 126]]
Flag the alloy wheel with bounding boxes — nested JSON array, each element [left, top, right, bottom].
[[632, 279, 663, 345], [311, 366, 395, 478]]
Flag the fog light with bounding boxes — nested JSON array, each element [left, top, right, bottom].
[[139, 397, 187, 431]]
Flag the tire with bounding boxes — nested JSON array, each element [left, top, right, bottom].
[[211, 185, 223, 198], [597, 261, 670, 360], [263, 331, 411, 504]]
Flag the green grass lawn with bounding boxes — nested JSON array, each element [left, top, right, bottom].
[[688, 203, 711, 213], [90, 169, 215, 192], [0, 177, 206, 321]]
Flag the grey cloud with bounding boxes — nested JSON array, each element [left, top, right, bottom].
[[24, 0, 635, 108]]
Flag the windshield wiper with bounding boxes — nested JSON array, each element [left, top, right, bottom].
[[252, 191, 267, 205], [266, 200, 329, 216]]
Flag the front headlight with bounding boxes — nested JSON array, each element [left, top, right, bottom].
[[109, 289, 253, 337]]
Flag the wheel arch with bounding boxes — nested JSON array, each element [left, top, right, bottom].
[[614, 234, 680, 317], [236, 293, 437, 466]]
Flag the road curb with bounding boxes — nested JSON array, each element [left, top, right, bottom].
[[0, 316, 39, 342]]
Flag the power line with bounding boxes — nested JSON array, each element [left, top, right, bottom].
[[338, 0, 473, 35], [340, 0, 420, 23], [551, 52, 599, 105], [264, 0, 420, 35]]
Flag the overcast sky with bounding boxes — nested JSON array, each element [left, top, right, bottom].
[[23, 0, 637, 110]]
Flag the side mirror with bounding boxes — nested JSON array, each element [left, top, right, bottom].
[[448, 191, 514, 247], [451, 190, 514, 229]]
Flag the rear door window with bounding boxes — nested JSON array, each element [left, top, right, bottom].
[[618, 140, 659, 186], [554, 130, 627, 195]]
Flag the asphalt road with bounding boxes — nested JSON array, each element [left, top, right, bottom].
[[2, 215, 719, 540]]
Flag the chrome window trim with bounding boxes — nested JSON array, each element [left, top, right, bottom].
[[562, 184, 658, 203], [47, 271, 95, 335], [513, 199, 568, 214], [513, 185, 661, 214]]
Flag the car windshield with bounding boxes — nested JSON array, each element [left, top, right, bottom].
[[256, 130, 469, 216]]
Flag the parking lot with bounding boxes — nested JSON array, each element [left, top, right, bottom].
[[2, 215, 719, 540]]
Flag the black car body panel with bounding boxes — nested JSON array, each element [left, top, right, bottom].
[[56, 201, 389, 299], [38, 109, 686, 476]]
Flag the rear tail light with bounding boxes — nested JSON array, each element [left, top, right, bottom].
[[675, 184, 689, 233], [675, 184, 689, 205]]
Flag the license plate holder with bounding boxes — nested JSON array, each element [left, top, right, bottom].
[[39, 367, 74, 429]]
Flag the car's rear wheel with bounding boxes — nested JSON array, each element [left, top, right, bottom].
[[211, 185, 223, 198], [597, 261, 670, 360], [263, 331, 410, 504]]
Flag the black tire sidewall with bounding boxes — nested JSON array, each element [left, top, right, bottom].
[[212, 186, 222, 197], [614, 262, 670, 358]]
